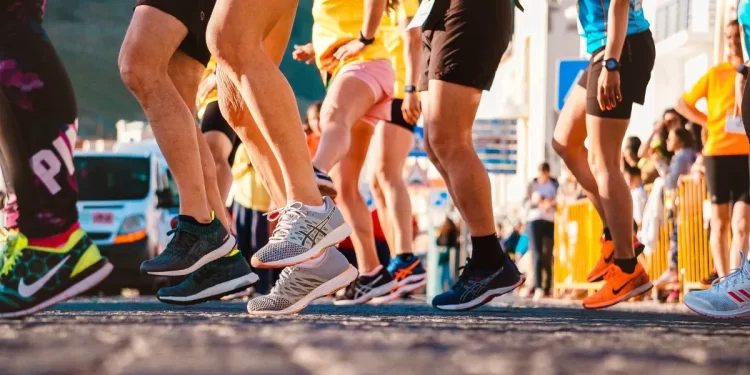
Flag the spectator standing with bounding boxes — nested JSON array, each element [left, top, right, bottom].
[[676, 20, 750, 278], [437, 218, 459, 292], [525, 162, 559, 300], [624, 165, 648, 230]]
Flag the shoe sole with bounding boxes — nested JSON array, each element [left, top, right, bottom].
[[0, 261, 114, 319], [251, 224, 352, 269], [433, 275, 526, 311], [370, 278, 427, 305], [247, 265, 358, 316], [157, 272, 259, 305], [684, 300, 750, 319], [147, 235, 237, 277], [582, 282, 654, 310], [334, 279, 398, 306]]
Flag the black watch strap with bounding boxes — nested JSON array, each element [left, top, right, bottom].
[[739, 65, 749, 78], [359, 32, 375, 45], [405, 85, 417, 93]]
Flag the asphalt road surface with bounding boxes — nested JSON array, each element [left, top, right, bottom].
[[1, 296, 748, 375]]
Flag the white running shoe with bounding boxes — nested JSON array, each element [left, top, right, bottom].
[[684, 252, 750, 319]]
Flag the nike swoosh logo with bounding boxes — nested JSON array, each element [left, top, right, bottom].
[[611, 277, 633, 295], [18, 255, 70, 298], [604, 252, 614, 263]]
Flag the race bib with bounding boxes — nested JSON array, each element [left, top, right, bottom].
[[725, 116, 746, 135], [407, 0, 435, 30]]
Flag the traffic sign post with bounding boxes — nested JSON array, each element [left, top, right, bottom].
[[409, 126, 427, 158], [555, 59, 589, 112]]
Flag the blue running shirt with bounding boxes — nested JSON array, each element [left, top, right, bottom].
[[578, 0, 650, 53]]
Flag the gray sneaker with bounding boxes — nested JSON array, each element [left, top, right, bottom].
[[247, 247, 358, 315], [156, 250, 258, 305], [141, 217, 235, 277], [251, 197, 351, 268]]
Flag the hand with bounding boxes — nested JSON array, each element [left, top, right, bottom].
[[401, 92, 422, 124], [597, 69, 622, 111], [333, 39, 367, 62], [292, 43, 316, 65], [196, 74, 217, 107]]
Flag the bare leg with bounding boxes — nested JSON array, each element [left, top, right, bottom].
[[207, 0, 321, 206], [711, 204, 731, 276], [371, 121, 414, 254], [586, 115, 633, 259], [552, 85, 607, 222], [370, 177, 395, 254], [330, 122, 379, 273], [119, 7, 211, 222], [730, 202, 750, 270], [203, 130, 234, 202]]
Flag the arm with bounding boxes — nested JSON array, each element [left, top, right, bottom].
[[736, 72, 746, 110], [638, 124, 661, 159], [676, 72, 710, 126], [676, 97, 708, 127], [362, 0, 389, 39], [603, 0, 630, 63], [401, 19, 421, 90]]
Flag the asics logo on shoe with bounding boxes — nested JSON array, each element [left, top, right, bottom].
[[18, 255, 70, 298], [461, 267, 502, 300], [301, 212, 332, 247], [393, 259, 421, 281]]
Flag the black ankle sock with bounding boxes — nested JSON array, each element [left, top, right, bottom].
[[397, 253, 414, 262], [470, 235, 506, 269], [178, 215, 212, 227], [614, 257, 638, 273], [602, 227, 612, 241]]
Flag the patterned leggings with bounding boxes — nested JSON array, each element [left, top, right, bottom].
[[0, 1, 79, 237]]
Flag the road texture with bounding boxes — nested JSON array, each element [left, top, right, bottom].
[[1, 295, 749, 375]]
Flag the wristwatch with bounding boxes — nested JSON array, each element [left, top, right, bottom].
[[358, 32, 375, 46], [738, 64, 749, 78], [405, 85, 417, 93], [602, 58, 621, 72]]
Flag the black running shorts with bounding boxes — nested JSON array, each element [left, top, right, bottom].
[[419, 0, 513, 92], [135, 0, 216, 66], [704, 155, 750, 205], [577, 30, 655, 119], [389, 99, 416, 133], [201, 101, 241, 165]]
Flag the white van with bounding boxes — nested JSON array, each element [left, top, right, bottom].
[[74, 141, 178, 293]]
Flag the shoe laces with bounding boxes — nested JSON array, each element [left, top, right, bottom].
[[0, 231, 21, 278], [454, 258, 474, 288], [266, 201, 308, 242], [270, 267, 296, 295], [711, 252, 749, 291]]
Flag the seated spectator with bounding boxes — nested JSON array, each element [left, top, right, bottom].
[[623, 136, 642, 170], [624, 165, 648, 230]]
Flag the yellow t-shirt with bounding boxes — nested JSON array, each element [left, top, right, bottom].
[[231, 146, 271, 212], [197, 57, 219, 120], [381, 0, 419, 99], [312, 0, 391, 80], [682, 62, 750, 156]]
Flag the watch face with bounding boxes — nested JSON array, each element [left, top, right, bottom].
[[606, 60, 617, 70]]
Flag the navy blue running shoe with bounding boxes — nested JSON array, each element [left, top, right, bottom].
[[432, 255, 524, 311]]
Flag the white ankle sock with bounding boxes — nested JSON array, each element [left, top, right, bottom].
[[304, 202, 326, 213]]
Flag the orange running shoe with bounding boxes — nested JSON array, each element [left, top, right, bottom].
[[583, 263, 653, 309], [586, 234, 644, 283]]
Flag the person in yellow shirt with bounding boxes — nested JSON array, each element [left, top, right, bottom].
[[367, 0, 428, 304], [291, 0, 399, 305], [197, 57, 242, 201], [230, 145, 277, 294], [676, 20, 750, 279]]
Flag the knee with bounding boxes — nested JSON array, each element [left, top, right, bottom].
[[118, 48, 161, 97], [732, 216, 749, 239], [711, 215, 731, 232], [337, 177, 362, 203], [373, 167, 404, 191], [552, 139, 574, 160], [426, 130, 467, 164], [207, 24, 261, 69], [318, 105, 351, 134]]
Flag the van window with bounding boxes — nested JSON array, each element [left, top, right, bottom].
[[74, 156, 150, 201]]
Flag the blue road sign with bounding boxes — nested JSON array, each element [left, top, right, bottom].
[[556, 59, 589, 112], [473, 119, 518, 175], [409, 126, 427, 157]]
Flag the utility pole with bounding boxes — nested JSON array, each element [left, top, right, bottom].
[[714, 0, 727, 65]]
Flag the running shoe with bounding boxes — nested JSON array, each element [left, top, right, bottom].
[[432, 256, 525, 311], [582, 263, 653, 309], [251, 197, 351, 268], [141, 216, 235, 277], [370, 255, 427, 305], [684, 253, 750, 319], [334, 265, 396, 305], [587, 234, 644, 283], [0, 226, 113, 318], [156, 250, 258, 305], [313, 166, 337, 198], [247, 247, 357, 315]]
